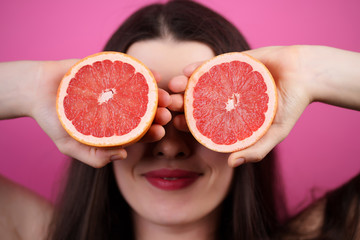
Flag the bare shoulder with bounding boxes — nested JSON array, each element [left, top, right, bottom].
[[0, 175, 53, 240], [283, 190, 360, 239], [282, 198, 326, 239]]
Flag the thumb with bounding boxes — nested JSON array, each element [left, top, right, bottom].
[[57, 139, 127, 168], [227, 123, 288, 167]]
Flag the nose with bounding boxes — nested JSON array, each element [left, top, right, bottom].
[[152, 124, 191, 159]]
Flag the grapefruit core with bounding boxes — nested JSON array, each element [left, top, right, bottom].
[[56, 52, 158, 147], [184, 52, 277, 152]]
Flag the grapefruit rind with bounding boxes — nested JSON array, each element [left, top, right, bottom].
[[184, 52, 277, 153], [56, 51, 158, 147]]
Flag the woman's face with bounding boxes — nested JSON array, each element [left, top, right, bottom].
[[113, 38, 234, 227]]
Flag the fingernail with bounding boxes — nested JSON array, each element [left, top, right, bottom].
[[110, 150, 127, 161], [110, 155, 123, 161], [232, 157, 245, 167]]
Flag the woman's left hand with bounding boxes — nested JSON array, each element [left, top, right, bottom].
[[167, 46, 314, 168]]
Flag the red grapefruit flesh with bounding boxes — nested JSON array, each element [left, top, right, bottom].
[[56, 52, 158, 147], [184, 52, 277, 152]]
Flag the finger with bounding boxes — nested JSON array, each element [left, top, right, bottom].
[[58, 59, 80, 73], [154, 107, 172, 125], [140, 124, 165, 143], [241, 47, 280, 65], [183, 62, 203, 77], [57, 140, 127, 168], [168, 75, 188, 93], [150, 69, 162, 83], [158, 88, 172, 107], [227, 123, 288, 167], [168, 94, 184, 112], [173, 114, 189, 132]]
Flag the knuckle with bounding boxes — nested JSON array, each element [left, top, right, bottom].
[[250, 152, 267, 162], [90, 160, 107, 169], [57, 144, 71, 156]]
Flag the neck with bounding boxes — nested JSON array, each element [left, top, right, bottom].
[[133, 208, 220, 240]]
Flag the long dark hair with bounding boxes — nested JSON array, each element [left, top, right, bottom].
[[48, 0, 359, 239]]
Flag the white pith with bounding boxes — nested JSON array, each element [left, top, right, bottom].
[[184, 52, 277, 152], [225, 93, 241, 111], [98, 88, 116, 104], [57, 52, 158, 146]]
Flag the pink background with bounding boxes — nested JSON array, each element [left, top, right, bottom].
[[0, 0, 359, 216]]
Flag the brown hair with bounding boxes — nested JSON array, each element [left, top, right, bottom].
[[49, 1, 283, 239], [49, 0, 359, 239], [104, 0, 250, 54]]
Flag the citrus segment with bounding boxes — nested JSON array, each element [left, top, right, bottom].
[[184, 52, 277, 152], [57, 52, 158, 147]]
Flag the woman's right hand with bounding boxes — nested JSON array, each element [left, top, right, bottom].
[[0, 60, 172, 168]]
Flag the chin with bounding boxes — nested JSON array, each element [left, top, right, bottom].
[[138, 211, 203, 227], [133, 198, 221, 227]]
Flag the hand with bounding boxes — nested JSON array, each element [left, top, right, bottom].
[[167, 63, 201, 131], [229, 45, 360, 166], [168, 46, 314, 167], [228, 46, 313, 167], [29, 60, 171, 168]]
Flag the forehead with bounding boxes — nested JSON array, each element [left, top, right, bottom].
[[127, 39, 214, 90]]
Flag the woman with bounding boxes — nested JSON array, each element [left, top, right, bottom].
[[0, 0, 359, 239]]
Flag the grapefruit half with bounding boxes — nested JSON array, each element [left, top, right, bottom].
[[184, 52, 277, 152], [56, 52, 158, 147]]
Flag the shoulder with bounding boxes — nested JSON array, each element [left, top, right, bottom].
[[282, 174, 360, 239], [282, 198, 326, 239], [0, 175, 53, 240]]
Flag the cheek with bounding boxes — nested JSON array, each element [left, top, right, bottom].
[[201, 149, 234, 200], [194, 147, 234, 213], [112, 155, 149, 219], [198, 147, 232, 178], [112, 160, 132, 198], [112, 145, 140, 182], [206, 160, 234, 205], [112, 143, 145, 201]]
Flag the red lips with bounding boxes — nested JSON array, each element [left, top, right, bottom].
[[143, 168, 202, 190]]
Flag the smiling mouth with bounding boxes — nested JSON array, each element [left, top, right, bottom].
[[143, 168, 202, 191]]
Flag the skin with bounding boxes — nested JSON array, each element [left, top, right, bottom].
[[0, 175, 53, 240], [228, 46, 360, 166], [113, 39, 233, 240], [166, 45, 360, 166], [0, 44, 359, 239]]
